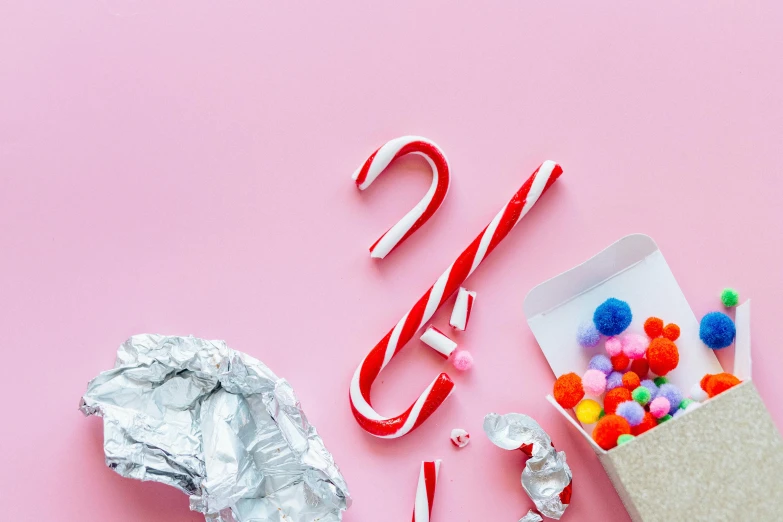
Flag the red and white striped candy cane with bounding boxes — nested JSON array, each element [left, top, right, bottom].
[[412, 460, 441, 522], [353, 136, 450, 259], [350, 161, 563, 438]]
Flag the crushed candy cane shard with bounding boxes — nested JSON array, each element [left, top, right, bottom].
[[450, 428, 470, 448], [420, 326, 458, 358]]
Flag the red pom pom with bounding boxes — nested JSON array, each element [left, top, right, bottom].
[[611, 353, 630, 371], [632, 412, 657, 436], [703, 372, 741, 398], [604, 387, 632, 415], [644, 317, 664, 338], [629, 358, 649, 378], [663, 323, 681, 341], [592, 414, 631, 450], [622, 371, 641, 391], [554, 373, 584, 409], [647, 338, 679, 375]]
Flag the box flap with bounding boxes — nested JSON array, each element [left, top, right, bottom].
[[733, 300, 752, 381]]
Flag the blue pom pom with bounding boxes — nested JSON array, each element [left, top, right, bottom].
[[640, 379, 659, 399], [577, 320, 601, 348], [616, 400, 645, 427], [606, 371, 624, 390], [657, 383, 684, 415], [699, 311, 736, 349], [593, 298, 632, 336], [588, 354, 613, 375]]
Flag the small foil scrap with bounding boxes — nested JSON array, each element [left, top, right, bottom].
[[80, 334, 351, 522], [519, 510, 544, 522], [484, 413, 572, 520]]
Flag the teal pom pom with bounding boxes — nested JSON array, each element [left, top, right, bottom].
[[720, 288, 739, 308]]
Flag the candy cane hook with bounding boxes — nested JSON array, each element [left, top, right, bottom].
[[350, 160, 563, 438], [353, 136, 450, 259]]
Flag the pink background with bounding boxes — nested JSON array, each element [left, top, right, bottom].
[[1, 2, 782, 521]]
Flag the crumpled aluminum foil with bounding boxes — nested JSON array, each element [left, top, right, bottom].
[[484, 413, 572, 520], [80, 334, 351, 522], [519, 510, 544, 522]]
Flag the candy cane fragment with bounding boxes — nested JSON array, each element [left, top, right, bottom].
[[420, 326, 457, 358], [353, 136, 450, 259], [449, 287, 476, 331], [350, 161, 563, 438], [412, 460, 441, 522]]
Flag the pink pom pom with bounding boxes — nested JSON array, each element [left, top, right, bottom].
[[622, 334, 648, 360], [649, 397, 671, 418], [605, 337, 622, 356], [582, 369, 607, 396], [452, 350, 473, 371]]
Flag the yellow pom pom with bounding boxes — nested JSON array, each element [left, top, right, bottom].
[[575, 399, 602, 424]]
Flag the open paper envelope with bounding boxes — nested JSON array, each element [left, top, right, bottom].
[[523, 234, 749, 452]]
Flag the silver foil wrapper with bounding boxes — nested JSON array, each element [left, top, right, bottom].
[[484, 413, 572, 520], [80, 334, 351, 522], [519, 510, 544, 522]]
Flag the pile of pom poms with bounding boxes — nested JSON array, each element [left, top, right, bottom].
[[553, 298, 714, 450]]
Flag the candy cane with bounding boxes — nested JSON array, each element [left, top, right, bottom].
[[353, 136, 450, 259], [412, 460, 441, 522], [350, 161, 563, 438]]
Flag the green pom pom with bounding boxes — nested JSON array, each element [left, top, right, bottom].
[[721, 288, 739, 308], [632, 386, 651, 405], [657, 414, 672, 424], [654, 376, 668, 386], [598, 409, 606, 420], [680, 398, 695, 410], [617, 434, 635, 445]]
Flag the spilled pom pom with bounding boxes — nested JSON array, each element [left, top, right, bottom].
[[690, 382, 709, 402], [593, 298, 633, 336], [630, 358, 649, 378], [604, 387, 632, 415], [593, 414, 631, 450], [622, 371, 641, 391], [647, 338, 679, 376], [588, 354, 613, 376], [582, 369, 607, 396], [632, 412, 657, 435], [575, 399, 603, 424], [617, 434, 635, 446], [606, 371, 624, 391], [632, 386, 651, 405], [721, 288, 739, 308], [662, 323, 680, 341], [702, 372, 741, 398], [611, 353, 630, 372], [621, 334, 648, 360], [616, 400, 645, 427], [605, 337, 623, 357], [699, 312, 736, 349], [649, 397, 671, 418], [577, 320, 601, 348], [452, 350, 474, 371], [644, 317, 664, 338], [554, 373, 584, 409], [657, 384, 684, 415]]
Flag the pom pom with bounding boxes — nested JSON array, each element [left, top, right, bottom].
[[617, 434, 635, 446], [644, 317, 664, 338], [606, 371, 624, 390], [577, 320, 601, 348], [640, 379, 659, 399], [622, 371, 641, 391], [647, 338, 679, 376], [632, 412, 657, 435], [616, 400, 645, 427], [699, 374, 711, 391], [673, 409, 686, 418], [721, 288, 739, 308], [654, 376, 669, 386], [452, 350, 474, 371], [593, 298, 633, 336], [621, 333, 648, 359], [588, 354, 613, 376], [553, 373, 584, 409], [685, 401, 701, 412], [689, 382, 709, 402], [592, 414, 631, 450], [631, 385, 651, 406], [575, 399, 603, 424], [657, 414, 672, 424], [658, 383, 684, 415], [611, 353, 630, 372], [649, 397, 671, 418], [662, 323, 680, 341], [629, 358, 649, 378], [604, 387, 632, 415], [702, 372, 741, 398], [582, 369, 607, 396], [679, 398, 695, 410], [699, 312, 736, 349], [605, 337, 622, 356]]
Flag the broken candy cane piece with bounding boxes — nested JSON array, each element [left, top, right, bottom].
[[450, 428, 470, 448], [420, 326, 458, 358], [449, 287, 476, 331], [412, 460, 441, 522]]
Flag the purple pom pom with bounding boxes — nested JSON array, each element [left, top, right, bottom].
[[657, 383, 684, 415], [640, 379, 659, 399], [606, 371, 624, 390], [577, 320, 601, 348], [616, 400, 645, 427], [588, 354, 613, 376]]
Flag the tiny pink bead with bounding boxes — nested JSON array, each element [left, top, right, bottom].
[[650, 397, 671, 418], [452, 350, 474, 371], [605, 337, 622, 356]]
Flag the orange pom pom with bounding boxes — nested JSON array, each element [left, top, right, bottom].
[[700, 373, 712, 391], [592, 414, 631, 450], [663, 323, 681, 341], [632, 412, 657, 436], [629, 358, 649, 378], [604, 387, 632, 415], [644, 317, 664, 338], [647, 337, 679, 375], [622, 371, 641, 391], [611, 353, 630, 371], [554, 373, 584, 409], [703, 372, 741, 398]]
